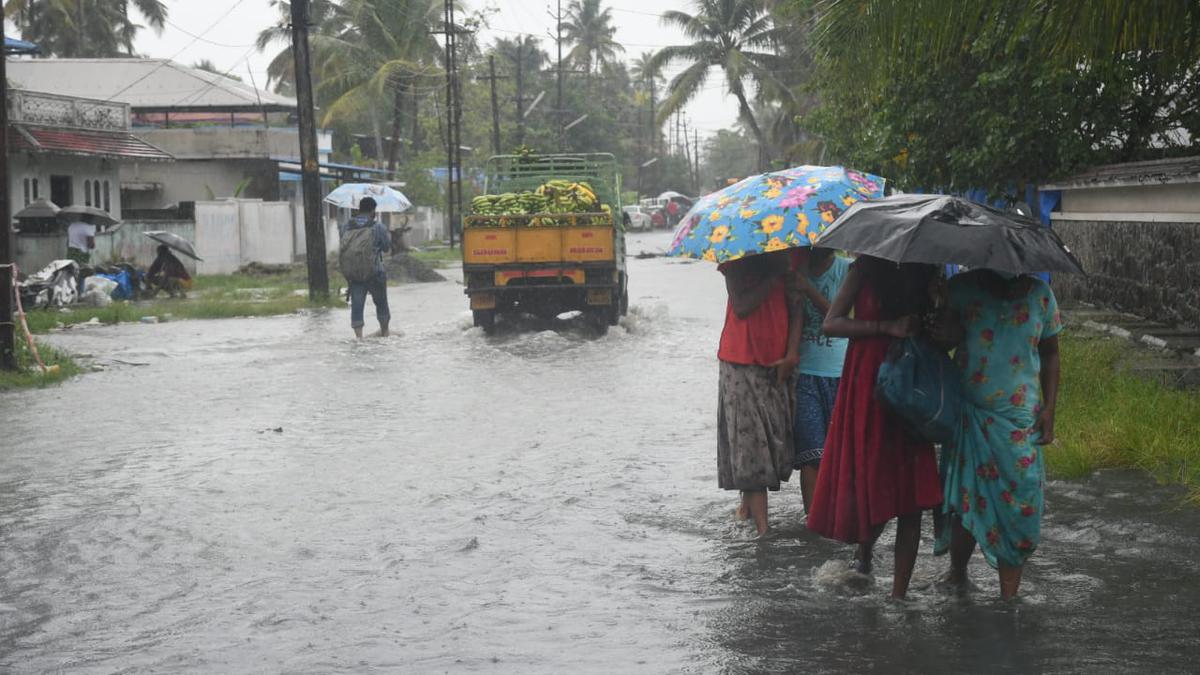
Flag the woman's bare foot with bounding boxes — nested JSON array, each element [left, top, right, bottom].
[[936, 568, 969, 595], [852, 543, 873, 575], [734, 503, 751, 521]]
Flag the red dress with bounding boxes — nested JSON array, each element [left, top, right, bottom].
[[806, 281, 942, 543]]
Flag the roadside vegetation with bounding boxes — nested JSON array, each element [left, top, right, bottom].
[[0, 339, 82, 391], [1053, 334, 1200, 503], [22, 270, 343, 335]]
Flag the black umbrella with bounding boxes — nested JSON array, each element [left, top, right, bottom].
[[58, 205, 119, 227], [144, 230, 203, 261], [815, 193, 1085, 274]]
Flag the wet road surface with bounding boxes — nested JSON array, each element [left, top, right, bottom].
[[2, 232, 1199, 673]]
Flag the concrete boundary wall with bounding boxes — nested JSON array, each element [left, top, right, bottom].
[[1052, 219, 1200, 329], [196, 199, 314, 274], [195, 201, 242, 275]]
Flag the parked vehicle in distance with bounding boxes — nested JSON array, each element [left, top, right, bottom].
[[622, 205, 653, 231]]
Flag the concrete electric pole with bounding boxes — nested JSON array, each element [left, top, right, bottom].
[[289, 0, 329, 300]]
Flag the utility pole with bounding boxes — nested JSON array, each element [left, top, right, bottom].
[[513, 45, 526, 146], [441, 0, 463, 248], [0, 14, 15, 371], [682, 117, 692, 187], [290, 0, 329, 300], [483, 55, 504, 155], [693, 128, 701, 194], [554, 0, 565, 151], [647, 76, 657, 192]]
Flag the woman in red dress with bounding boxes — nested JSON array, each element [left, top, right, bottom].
[[806, 255, 943, 599]]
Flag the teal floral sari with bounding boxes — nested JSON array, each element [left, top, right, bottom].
[[935, 273, 1064, 568]]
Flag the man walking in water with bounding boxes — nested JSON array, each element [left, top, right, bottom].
[[338, 197, 391, 338]]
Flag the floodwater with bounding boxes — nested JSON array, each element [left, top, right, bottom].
[[2, 232, 1198, 673]]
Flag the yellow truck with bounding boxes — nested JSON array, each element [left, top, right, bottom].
[[461, 153, 628, 333]]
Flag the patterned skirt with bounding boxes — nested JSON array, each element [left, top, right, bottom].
[[717, 361, 795, 491]]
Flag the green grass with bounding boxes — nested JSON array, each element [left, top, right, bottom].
[[1052, 334, 1200, 502], [0, 339, 82, 391], [23, 270, 343, 334]]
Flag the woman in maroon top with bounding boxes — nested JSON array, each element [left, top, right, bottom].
[[716, 249, 804, 536]]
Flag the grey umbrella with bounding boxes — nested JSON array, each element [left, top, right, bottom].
[[144, 230, 203, 261], [14, 199, 60, 219], [58, 204, 119, 227], [815, 193, 1085, 274]]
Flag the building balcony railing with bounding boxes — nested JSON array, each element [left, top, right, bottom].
[[7, 89, 131, 132]]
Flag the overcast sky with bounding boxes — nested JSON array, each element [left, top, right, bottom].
[[124, 0, 738, 137]]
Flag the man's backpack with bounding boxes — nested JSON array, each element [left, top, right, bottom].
[[339, 223, 378, 283], [875, 337, 964, 444]]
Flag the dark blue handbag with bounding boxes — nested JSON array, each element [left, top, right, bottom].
[[875, 337, 963, 444]]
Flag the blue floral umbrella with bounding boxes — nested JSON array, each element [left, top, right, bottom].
[[667, 166, 886, 263]]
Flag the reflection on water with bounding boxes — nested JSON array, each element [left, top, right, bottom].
[[1, 235, 1198, 673]]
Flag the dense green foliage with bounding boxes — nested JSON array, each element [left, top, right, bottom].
[[797, 0, 1200, 198], [5, 0, 167, 57]]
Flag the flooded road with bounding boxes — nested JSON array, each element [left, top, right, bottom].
[[2, 231, 1198, 673]]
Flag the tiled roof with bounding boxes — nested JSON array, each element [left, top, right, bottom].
[[9, 124, 173, 161]]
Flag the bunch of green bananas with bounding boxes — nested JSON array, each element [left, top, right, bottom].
[[467, 180, 611, 228], [535, 180, 599, 214], [470, 194, 502, 215]]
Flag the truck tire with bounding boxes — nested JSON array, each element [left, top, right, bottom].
[[473, 309, 496, 333], [608, 274, 627, 326], [586, 308, 610, 336]]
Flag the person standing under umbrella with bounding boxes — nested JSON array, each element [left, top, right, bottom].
[[66, 214, 96, 266], [338, 197, 391, 339], [718, 249, 804, 536], [806, 256, 943, 599], [791, 247, 851, 514], [932, 269, 1062, 599]]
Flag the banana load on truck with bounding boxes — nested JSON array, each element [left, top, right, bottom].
[[468, 180, 613, 226], [461, 153, 627, 334]]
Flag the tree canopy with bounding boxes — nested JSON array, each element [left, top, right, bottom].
[[5, 0, 167, 57]]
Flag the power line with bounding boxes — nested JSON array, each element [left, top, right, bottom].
[[89, 0, 250, 107], [164, 18, 256, 48]]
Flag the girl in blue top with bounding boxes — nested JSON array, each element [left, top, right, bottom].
[[792, 247, 851, 513]]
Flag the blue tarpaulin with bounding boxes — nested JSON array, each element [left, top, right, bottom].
[[4, 37, 39, 55]]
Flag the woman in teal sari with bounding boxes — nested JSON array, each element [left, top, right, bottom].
[[934, 269, 1063, 599]]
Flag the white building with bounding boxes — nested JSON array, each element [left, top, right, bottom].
[[7, 88, 172, 221], [4, 58, 369, 212]]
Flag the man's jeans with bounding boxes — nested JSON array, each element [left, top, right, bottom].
[[348, 275, 390, 329]]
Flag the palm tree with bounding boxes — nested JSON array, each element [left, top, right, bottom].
[[4, 0, 167, 57], [648, 0, 785, 169], [563, 0, 625, 75], [494, 36, 549, 146], [312, 0, 447, 171], [629, 51, 663, 92], [257, 0, 445, 170], [257, 1, 343, 95], [494, 36, 547, 79]]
